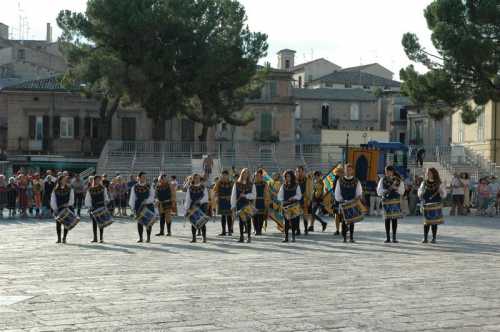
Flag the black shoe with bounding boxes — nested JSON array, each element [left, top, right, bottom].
[[282, 239, 289, 243], [291, 238, 296, 243], [146, 238, 151, 243], [137, 239, 143, 243], [343, 238, 347, 243], [384, 239, 391, 243], [56, 240, 61, 244], [238, 238, 244, 243], [431, 238, 436, 244], [91, 239, 98, 243], [167, 232, 171, 236], [218, 233, 226, 236], [247, 238, 251, 243], [99, 240, 104, 243], [322, 223, 327, 232], [422, 239, 428, 243], [62, 238, 66, 244], [203, 238, 207, 243], [190, 239, 197, 243], [155, 233, 164, 236], [296, 230, 301, 236], [228, 232, 233, 236], [334, 231, 340, 236], [349, 239, 355, 243], [307, 226, 314, 232], [392, 239, 399, 243]]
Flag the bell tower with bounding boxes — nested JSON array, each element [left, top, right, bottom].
[[277, 49, 296, 71]]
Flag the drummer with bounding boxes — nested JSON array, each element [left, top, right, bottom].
[[230, 168, 256, 243], [334, 163, 363, 243], [85, 175, 111, 243], [213, 170, 234, 236], [377, 166, 405, 243], [155, 174, 174, 237], [50, 175, 75, 244], [184, 173, 209, 243], [418, 168, 447, 243], [277, 170, 302, 243], [129, 172, 155, 243], [253, 169, 270, 236]]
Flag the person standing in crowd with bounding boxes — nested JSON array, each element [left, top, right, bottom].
[[51, 175, 75, 244], [155, 174, 174, 237], [278, 170, 302, 243], [0, 175, 7, 217], [85, 175, 111, 243], [6, 177, 17, 217], [377, 166, 405, 243], [488, 176, 500, 214], [461, 173, 471, 215], [213, 170, 233, 236], [332, 166, 344, 236], [418, 168, 447, 243], [450, 173, 465, 216], [309, 171, 327, 232], [129, 172, 155, 243], [296, 166, 312, 236], [42, 171, 56, 218], [170, 176, 178, 191], [416, 148, 426, 167], [184, 173, 209, 243], [477, 178, 491, 216], [231, 168, 256, 243], [253, 169, 270, 236], [31, 173, 43, 218], [26, 174, 34, 216], [335, 164, 363, 243], [17, 174, 28, 217], [71, 174, 85, 217], [368, 176, 381, 217], [202, 154, 213, 181]]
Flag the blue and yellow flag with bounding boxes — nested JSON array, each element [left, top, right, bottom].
[[323, 167, 337, 194], [262, 171, 284, 232]]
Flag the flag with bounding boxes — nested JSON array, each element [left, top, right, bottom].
[[323, 167, 337, 194], [262, 170, 284, 232]]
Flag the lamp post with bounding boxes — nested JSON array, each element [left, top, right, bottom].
[[362, 132, 368, 144], [344, 133, 350, 166]]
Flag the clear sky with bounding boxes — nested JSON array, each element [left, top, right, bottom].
[[0, 0, 436, 79]]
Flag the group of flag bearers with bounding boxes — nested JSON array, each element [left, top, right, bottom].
[[51, 164, 447, 245]]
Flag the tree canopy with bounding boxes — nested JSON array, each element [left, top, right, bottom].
[[400, 0, 500, 123], [57, 0, 268, 142]]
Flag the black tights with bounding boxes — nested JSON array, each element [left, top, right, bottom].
[[91, 217, 104, 241], [424, 224, 438, 240], [220, 215, 233, 235], [385, 218, 398, 241], [341, 221, 355, 241], [191, 225, 206, 242], [284, 217, 299, 241], [159, 213, 172, 235], [56, 222, 69, 243], [239, 217, 251, 241], [252, 215, 265, 235], [137, 223, 152, 242]]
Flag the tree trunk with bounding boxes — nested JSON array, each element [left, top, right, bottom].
[[198, 124, 208, 142], [97, 96, 121, 150]]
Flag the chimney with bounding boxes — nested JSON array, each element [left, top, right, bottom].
[[0, 23, 9, 40], [46, 23, 52, 42]]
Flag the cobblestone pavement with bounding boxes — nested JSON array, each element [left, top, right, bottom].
[[1, 214, 500, 332]]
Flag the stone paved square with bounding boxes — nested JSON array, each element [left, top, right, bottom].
[[1, 214, 500, 331]]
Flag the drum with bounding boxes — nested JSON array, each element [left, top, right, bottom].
[[55, 208, 80, 230], [340, 199, 364, 224], [186, 206, 210, 230], [158, 200, 172, 215], [423, 203, 444, 225], [382, 199, 402, 219], [90, 207, 113, 229], [135, 205, 157, 228], [238, 204, 257, 221], [283, 202, 302, 220]]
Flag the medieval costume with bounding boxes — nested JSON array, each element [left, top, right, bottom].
[[129, 181, 155, 243], [377, 174, 405, 243], [334, 175, 363, 242], [213, 178, 234, 236]]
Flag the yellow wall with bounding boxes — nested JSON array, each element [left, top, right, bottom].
[[321, 129, 390, 145]]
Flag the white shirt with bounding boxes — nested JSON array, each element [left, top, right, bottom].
[[50, 187, 75, 212], [334, 176, 363, 202], [230, 183, 257, 209], [277, 184, 302, 203], [376, 177, 405, 197], [417, 182, 447, 200], [451, 177, 465, 195], [184, 185, 209, 210], [128, 183, 155, 210], [84, 186, 110, 208]]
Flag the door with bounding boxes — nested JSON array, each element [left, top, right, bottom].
[[181, 119, 195, 142], [121, 117, 136, 141]]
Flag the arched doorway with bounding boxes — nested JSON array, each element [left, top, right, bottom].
[[355, 155, 368, 182]]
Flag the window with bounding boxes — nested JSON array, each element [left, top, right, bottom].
[[399, 107, 408, 121], [261, 112, 273, 137], [350, 103, 360, 121], [477, 108, 485, 141], [458, 117, 464, 143], [345, 82, 352, 88], [17, 49, 26, 61], [60, 117, 74, 139], [270, 81, 278, 98], [285, 59, 290, 69], [399, 132, 406, 144], [294, 104, 301, 120], [321, 104, 330, 127]]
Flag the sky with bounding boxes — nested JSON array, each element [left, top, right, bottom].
[[0, 0, 436, 79]]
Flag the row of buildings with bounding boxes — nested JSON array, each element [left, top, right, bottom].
[[0, 20, 497, 173]]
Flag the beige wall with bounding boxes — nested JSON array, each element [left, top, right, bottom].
[[321, 129, 389, 145], [360, 64, 394, 80], [293, 59, 341, 84]]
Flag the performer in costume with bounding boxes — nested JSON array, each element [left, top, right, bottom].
[[334, 164, 363, 243], [50, 175, 75, 244], [184, 173, 209, 243], [129, 172, 155, 243], [6, 177, 17, 217], [231, 168, 256, 243], [332, 166, 344, 236], [85, 175, 111, 243], [155, 174, 174, 237], [278, 170, 302, 242], [32, 174, 43, 218], [377, 166, 405, 243], [296, 166, 313, 235], [42, 171, 56, 218], [0, 175, 7, 217], [309, 171, 327, 232], [418, 168, 447, 243], [253, 169, 270, 235], [213, 170, 233, 236]]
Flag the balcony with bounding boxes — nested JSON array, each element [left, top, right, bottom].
[[254, 130, 280, 143]]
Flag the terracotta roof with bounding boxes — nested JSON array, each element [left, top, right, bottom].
[[312, 71, 400, 88], [293, 88, 377, 102]]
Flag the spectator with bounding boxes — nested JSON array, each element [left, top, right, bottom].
[[0, 175, 7, 217], [71, 175, 85, 217], [416, 148, 426, 167], [477, 178, 491, 216], [450, 173, 465, 216], [6, 177, 17, 217], [202, 154, 213, 180], [368, 177, 381, 216], [461, 173, 471, 215], [170, 175, 178, 191], [489, 176, 500, 214]]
